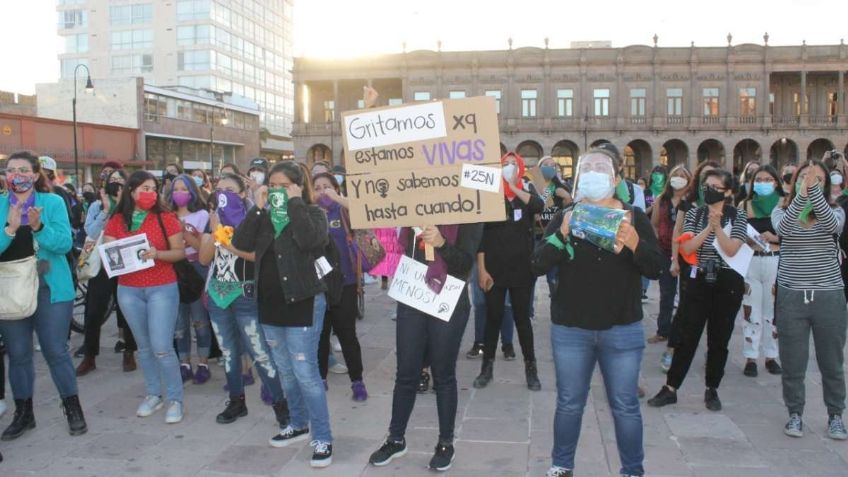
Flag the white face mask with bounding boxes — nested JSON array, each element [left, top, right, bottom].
[[831, 173, 844, 186], [578, 171, 615, 201], [250, 172, 265, 185], [669, 176, 688, 190], [502, 163, 517, 182]]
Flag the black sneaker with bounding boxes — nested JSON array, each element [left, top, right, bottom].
[[647, 386, 677, 407], [465, 343, 483, 359], [310, 440, 333, 468], [269, 425, 309, 448], [216, 396, 247, 424], [114, 340, 126, 353], [418, 371, 430, 394], [705, 387, 722, 411], [765, 360, 783, 375], [428, 441, 455, 472], [502, 344, 516, 361], [743, 361, 758, 377], [369, 438, 407, 466]]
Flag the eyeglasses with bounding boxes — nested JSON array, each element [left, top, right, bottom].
[[6, 168, 32, 174]]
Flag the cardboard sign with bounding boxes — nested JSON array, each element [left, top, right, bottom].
[[460, 164, 502, 193], [341, 96, 506, 228], [388, 255, 465, 321]]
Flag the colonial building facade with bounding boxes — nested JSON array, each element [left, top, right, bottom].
[[293, 37, 848, 180]]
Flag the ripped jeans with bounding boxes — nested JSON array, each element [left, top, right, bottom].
[[263, 293, 332, 443], [208, 295, 284, 403], [742, 255, 779, 360], [176, 262, 212, 361]]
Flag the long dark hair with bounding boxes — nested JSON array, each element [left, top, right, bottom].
[[685, 160, 722, 204], [742, 164, 785, 205], [268, 161, 315, 205], [113, 170, 170, 229], [312, 172, 341, 194], [167, 174, 206, 213], [6, 151, 51, 193], [785, 159, 833, 219], [657, 165, 692, 203]]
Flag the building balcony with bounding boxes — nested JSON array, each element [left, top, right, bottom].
[[292, 121, 339, 136], [773, 116, 800, 127]]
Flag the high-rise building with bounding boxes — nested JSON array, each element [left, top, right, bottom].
[[56, 0, 294, 160]]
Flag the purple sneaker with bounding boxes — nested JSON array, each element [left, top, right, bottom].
[[180, 364, 193, 383], [260, 383, 273, 406], [193, 364, 210, 385], [243, 369, 255, 386], [352, 380, 368, 402]]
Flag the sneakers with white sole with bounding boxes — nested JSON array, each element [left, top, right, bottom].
[[828, 414, 847, 440], [784, 413, 803, 438], [310, 440, 333, 468], [164, 401, 183, 424], [269, 425, 310, 448], [136, 395, 164, 417]]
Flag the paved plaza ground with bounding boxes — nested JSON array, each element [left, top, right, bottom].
[[0, 281, 846, 476]]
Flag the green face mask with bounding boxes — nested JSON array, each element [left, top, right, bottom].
[[268, 187, 290, 238]]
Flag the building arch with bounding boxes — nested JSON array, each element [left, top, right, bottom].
[[769, 138, 799, 167], [733, 139, 762, 176], [807, 138, 835, 161], [660, 139, 689, 170], [306, 144, 332, 167], [624, 140, 652, 180], [516, 140, 543, 167], [551, 140, 580, 178], [697, 139, 725, 166]]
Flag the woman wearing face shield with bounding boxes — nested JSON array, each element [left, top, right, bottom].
[[531, 148, 663, 477], [473, 152, 545, 391]]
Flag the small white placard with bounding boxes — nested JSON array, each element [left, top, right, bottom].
[[713, 223, 753, 277], [343, 101, 447, 151], [388, 255, 465, 322], [460, 164, 502, 193], [314, 256, 333, 279]]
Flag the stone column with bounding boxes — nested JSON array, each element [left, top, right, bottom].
[[800, 71, 808, 127], [293, 81, 303, 123], [838, 70, 845, 127]]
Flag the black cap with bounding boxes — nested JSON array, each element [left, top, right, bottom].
[[249, 157, 268, 171], [332, 165, 346, 174]]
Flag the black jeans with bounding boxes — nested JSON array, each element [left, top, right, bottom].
[[83, 268, 136, 357], [656, 255, 678, 338], [667, 268, 744, 390], [318, 284, 364, 381], [483, 286, 535, 361], [388, 293, 470, 442]]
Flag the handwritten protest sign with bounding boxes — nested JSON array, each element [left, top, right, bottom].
[[341, 96, 506, 228], [388, 255, 465, 321]]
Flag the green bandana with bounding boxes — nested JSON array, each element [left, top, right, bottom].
[[208, 277, 250, 309], [751, 192, 780, 219], [268, 187, 290, 238], [796, 181, 816, 223], [697, 186, 705, 207], [130, 210, 148, 232], [615, 178, 631, 203], [108, 196, 117, 211], [650, 172, 665, 197]]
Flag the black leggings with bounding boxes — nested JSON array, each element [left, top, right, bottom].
[[483, 286, 535, 361], [318, 285, 364, 381], [83, 269, 136, 357]]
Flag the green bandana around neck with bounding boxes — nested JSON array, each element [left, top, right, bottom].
[[697, 186, 705, 207], [615, 178, 631, 203], [268, 187, 290, 237], [130, 210, 148, 232], [650, 173, 665, 197], [751, 192, 780, 219]]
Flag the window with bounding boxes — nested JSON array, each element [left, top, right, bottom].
[[413, 91, 431, 101], [666, 88, 683, 116], [703, 88, 720, 116], [323, 100, 334, 121], [449, 91, 466, 99], [176, 25, 210, 46], [176, 100, 193, 120], [111, 54, 153, 74], [593, 88, 610, 116], [58, 9, 87, 29], [110, 4, 153, 25], [177, 75, 213, 90], [65, 34, 88, 53], [793, 92, 809, 115], [176, 0, 210, 21], [60, 58, 88, 79], [485, 90, 502, 114], [388, 98, 403, 106], [143, 93, 166, 121], [630, 88, 646, 116], [521, 89, 537, 117], [111, 29, 153, 50], [827, 92, 838, 117], [769, 93, 775, 116], [178, 50, 211, 71], [739, 87, 756, 116], [556, 89, 573, 117]]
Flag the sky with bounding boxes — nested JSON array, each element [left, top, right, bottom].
[[0, 0, 845, 94]]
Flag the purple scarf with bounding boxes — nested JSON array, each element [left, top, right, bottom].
[[399, 225, 460, 294], [9, 193, 36, 226]]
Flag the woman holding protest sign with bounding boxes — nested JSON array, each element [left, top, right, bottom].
[[532, 147, 662, 477], [231, 161, 334, 467], [473, 152, 545, 391]]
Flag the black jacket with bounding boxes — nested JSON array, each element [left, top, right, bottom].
[[232, 197, 329, 304]]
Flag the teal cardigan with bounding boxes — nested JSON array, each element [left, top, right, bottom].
[[0, 191, 75, 303]]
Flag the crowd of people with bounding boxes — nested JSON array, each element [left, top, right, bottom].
[[0, 99, 845, 474]]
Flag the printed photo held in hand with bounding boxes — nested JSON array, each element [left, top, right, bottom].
[[97, 234, 154, 278]]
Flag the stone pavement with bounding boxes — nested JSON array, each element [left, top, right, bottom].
[[1, 281, 847, 477]]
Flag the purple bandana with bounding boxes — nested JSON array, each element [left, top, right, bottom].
[[9, 193, 36, 226]]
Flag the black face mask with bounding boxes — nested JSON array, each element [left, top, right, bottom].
[[82, 191, 96, 203], [782, 173, 793, 184], [703, 186, 726, 205], [164, 173, 177, 183], [105, 182, 123, 197]]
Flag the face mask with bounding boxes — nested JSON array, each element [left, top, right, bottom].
[[753, 182, 776, 196], [193, 176, 204, 187], [540, 165, 557, 181], [172, 190, 191, 207], [105, 182, 123, 197], [782, 173, 793, 184], [669, 176, 688, 190], [502, 163, 517, 182], [578, 171, 614, 201], [702, 186, 726, 205], [215, 190, 247, 227], [250, 172, 265, 185], [317, 194, 335, 209], [83, 191, 96, 203], [831, 174, 844, 186], [164, 172, 176, 183], [135, 190, 158, 210], [334, 174, 345, 185], [7, 174, 34, 193]]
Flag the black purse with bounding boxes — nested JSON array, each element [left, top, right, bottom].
[[156, 213, 205, 304]]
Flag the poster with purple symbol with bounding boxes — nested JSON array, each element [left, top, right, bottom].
[[569, 203, 628, 253]]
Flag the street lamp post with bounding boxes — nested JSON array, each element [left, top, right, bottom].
[[209, 113, 228, 180], [72, 64, 94, 188]]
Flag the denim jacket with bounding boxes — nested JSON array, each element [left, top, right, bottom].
[[232, 197, 328, 303]]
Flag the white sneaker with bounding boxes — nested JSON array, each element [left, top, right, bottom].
[[331, 336, 342, 352], [136, 395, 164, 417], [0, 399, 7, 418], [329, 362, 348, 375], [165, 401, 184, 424]]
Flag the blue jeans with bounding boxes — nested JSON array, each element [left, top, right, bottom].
[[208, 294, 284, 402], [551, 322, 645, 476], [470, 265, 514, 345], [263, 293, 332, 443], [176, 263, 212, 360], [118, 283, 183, 402], [0, 281, 77, 399]]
